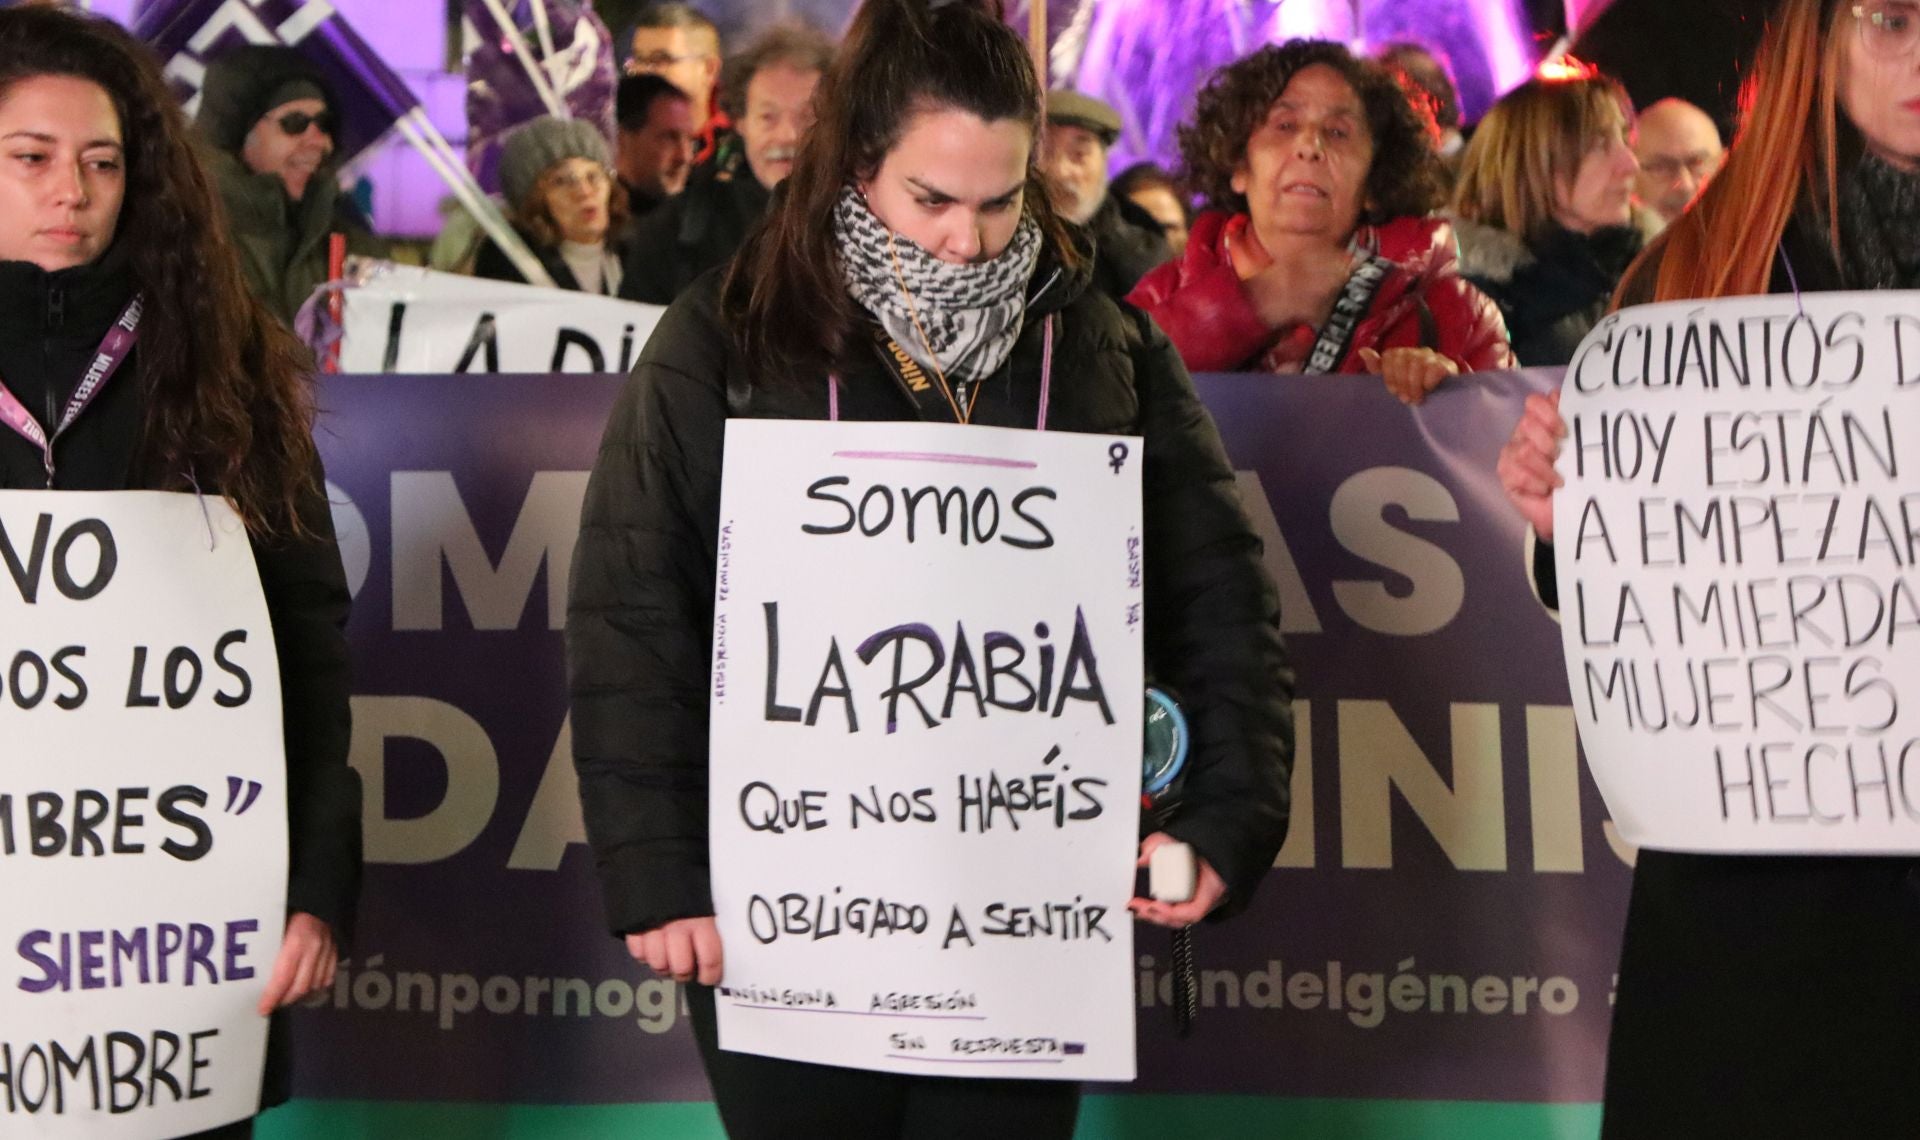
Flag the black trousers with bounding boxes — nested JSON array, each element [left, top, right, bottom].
[[1601, 850, 1920, 1138], [688, 984, 1081, 1139]]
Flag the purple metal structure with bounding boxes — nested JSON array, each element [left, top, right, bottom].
[[1025, 0, 1549, 171]]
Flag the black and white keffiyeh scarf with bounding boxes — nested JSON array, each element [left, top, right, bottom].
[[833, 185, 1042, 384]]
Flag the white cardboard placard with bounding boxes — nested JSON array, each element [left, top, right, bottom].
[[337, 264, 665, 374], [0, 492, 286, 1136], [1556, 292, 1920, 853], [710, 420, 1144, 1080]]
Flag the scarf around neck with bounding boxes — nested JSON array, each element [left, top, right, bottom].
[[833, 185, 1042, 384], [1839, 151, 1920, 290]]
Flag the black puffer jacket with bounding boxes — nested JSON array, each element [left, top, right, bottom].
[[568, 244, 1294, 938], [0, 250, 361, 1109]]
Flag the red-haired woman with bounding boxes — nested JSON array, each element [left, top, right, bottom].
[[1499, 0, 1920, 1131], [0, 10, 359, 1137]]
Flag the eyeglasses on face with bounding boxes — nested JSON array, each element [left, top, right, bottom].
[[1639, 154, 1719, 182], [1853, 1, 1920, 58], [543, 165, 612, 195], [624, 51, 708, 75], [276, 110, 337, 138]]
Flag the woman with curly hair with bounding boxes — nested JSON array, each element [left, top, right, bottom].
[[1450, 70, 1647, 366], [1128, 39, 1511, 403], [0, 9, 359, 1137]]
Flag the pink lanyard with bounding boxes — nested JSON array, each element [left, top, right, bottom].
[[832, 314, 1055, 428], [0, 294, 144, 485]]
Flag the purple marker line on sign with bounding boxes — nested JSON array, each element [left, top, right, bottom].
[[884, 1055, 1066, 1064], [831, 450, 1038, 469], [727, 1001, 986, 1021]]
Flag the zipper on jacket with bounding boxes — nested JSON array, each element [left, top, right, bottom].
[[43, 283, 65, 440]]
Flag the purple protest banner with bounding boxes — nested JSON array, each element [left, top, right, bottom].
[[292, 369, 1627, 1108], [464, 0, 618, 192], [135, 0, 420, 162]]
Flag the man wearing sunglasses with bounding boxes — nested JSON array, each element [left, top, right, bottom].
[[196, 45, 383, 326]]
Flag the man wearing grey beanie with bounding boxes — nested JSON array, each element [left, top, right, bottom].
[[196, 45, 383, 326], [473, 116, 633, 295]]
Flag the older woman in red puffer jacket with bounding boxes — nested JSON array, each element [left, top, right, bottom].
[[1129, 39, 1513, 403]]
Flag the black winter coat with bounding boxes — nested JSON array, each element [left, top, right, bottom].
[[472, 225, 633, 295], [0, 251, 362, 1111], [1085, 194, 1172, 299], [568, 247, 1294, 941], [1537, 209, 1920, 1138], [616, 155, 770, 305], [1453, 216, 1643, 367]]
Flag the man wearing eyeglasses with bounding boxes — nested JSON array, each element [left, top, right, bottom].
[[625, 3, 728, 165], [195, 45, 383, 327], [1632, 98, 1727, 227]]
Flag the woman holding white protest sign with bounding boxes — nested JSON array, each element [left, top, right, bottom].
[[0, 9, 360, 1138], [566, 0, 1293, 1134], [1498, 0, 1920, 1131]]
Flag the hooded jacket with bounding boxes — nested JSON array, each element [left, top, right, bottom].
[[0, 249, 361, 1110], [568, 239, 1295, 939], [196, 46, 384, 326], [1127, 210, 1514, 375]]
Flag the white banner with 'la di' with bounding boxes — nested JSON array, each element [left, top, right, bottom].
[[1556, 292, 1920, 853], [337, 264, 665, 374], [709, 420, 1144, 1081], [0, 492, 286, 1137]]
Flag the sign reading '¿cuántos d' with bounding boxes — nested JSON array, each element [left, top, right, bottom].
[[1557, 292, 1920, 853], [0, 493, 287, 1137], [709, 421, 1144, 1081]]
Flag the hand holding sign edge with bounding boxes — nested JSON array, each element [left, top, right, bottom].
[[1357, 345, 1459, 405], [1498, 388, 1566, 540]]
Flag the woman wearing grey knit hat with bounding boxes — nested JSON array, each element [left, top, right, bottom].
[[473, 115, 633, 294]]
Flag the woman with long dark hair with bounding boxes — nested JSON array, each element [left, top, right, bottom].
[[567, 0, 1293, 1134], [1499, 0, 1920, 1131], [0, 10, 360, 1137]]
